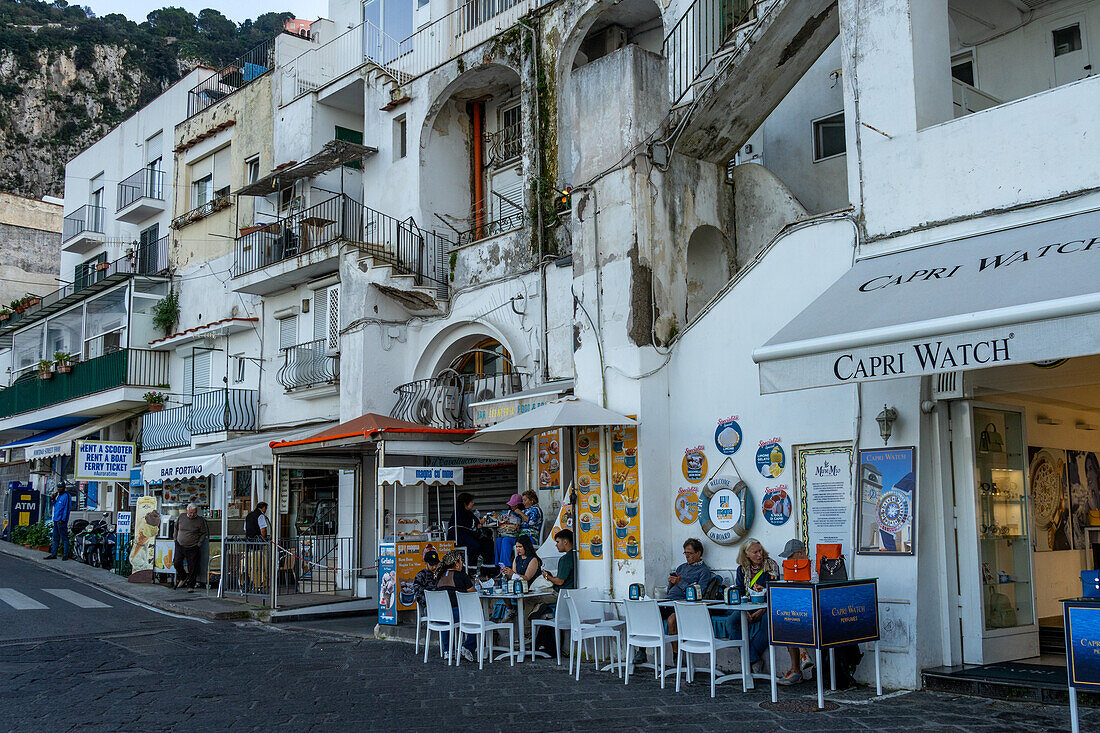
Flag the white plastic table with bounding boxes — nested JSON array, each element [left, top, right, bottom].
[[478, 589, 554, 663]]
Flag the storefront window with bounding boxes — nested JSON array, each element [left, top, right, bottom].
[[12, 323, 44, 379], [84, 287, 128, 359], [973, 407, 1034, 631], [231, 468, 253, 517], [46, 306, 84, 357]]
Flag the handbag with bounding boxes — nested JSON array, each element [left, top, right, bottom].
[[816, 543, 842, 574], [819, 556, 848, 582], [782, 558, 811, 581], [979, 423, 1004, 453]]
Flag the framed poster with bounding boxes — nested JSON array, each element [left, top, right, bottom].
[[857, 447, 916, 556], [796, 444, 854, 561]]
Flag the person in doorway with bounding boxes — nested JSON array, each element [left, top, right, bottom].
[[450, 492, 493, 568], [435, 549, 478, 662], [776, 538, 813, 685], [729, 537, 779, 672], [245, 502, 269, 541], [499, 535, 542, 621], [413, 549, 440, 610], [508, 490, 544, 542], [173, 503, 209, 590], [44, 484, 72, 560]]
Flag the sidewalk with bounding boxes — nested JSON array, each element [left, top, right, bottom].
[[0, 540, 268, 621]]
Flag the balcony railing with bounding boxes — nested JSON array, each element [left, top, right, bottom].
[[140, 388, 259, 451], [62, 204, 105, 243], [1, 235, 170, 333], [484, 121, 522, 168], [117, 168, 165, 211], [171, 191, 231, 230], [391, 370, 529, 428], [277, 339, 339, 392], [281, 20, 409, 106], [664, 0, 759, 108], [455, 205, 527, 246], [0, 348, 169, 420], [188, 37, 276, 117]]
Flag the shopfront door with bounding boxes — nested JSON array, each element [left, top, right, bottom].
[[951, 401, 1039, 664]]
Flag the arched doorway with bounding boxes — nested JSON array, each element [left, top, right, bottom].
[[685, 225, 730, 321]]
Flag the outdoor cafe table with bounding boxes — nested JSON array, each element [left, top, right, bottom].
[[478, 589, 554, 663], [594, 599, 768, 690]]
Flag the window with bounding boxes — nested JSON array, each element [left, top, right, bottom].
[[455, 338, 511, 375], [499, 103, 522, 162], [951, 59, 975, 87], [278, 316, 298, 350], [1053, 24, 1082, 57], [245, 156, 260, 184], [812, 112, 845, 162], [336, 125, 364, 169], [193, 175, 213, 207], [313, 285, 340, 351], [393, 115, 407, 161], [279, 185, 295, 212], [83, 288, 127, 360], [233, 356, 246, 383]]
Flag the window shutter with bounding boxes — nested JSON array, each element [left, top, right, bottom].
[[145, 132, 163, 165], [313, 288, 328, 345], [182, 355, 193, 403], [193, 351, 211, 391], [212, 146, 231, 192], [279, 317, 298, 350], [327, 286, 340, 352]]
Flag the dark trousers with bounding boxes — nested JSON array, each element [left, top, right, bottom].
[[457, 532, 494, 567], [174, 542, 201, 587], [50, 521, 69, 557]]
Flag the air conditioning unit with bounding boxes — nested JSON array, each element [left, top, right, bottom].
[[415, 398, 435, 425], [931, 371, 967, 401]]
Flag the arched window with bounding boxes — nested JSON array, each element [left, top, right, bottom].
[[452, 338, 512, 375]]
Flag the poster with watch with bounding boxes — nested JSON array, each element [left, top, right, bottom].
[[857, 447, 915, 556]]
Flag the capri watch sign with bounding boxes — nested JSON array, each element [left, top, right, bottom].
[[698, 474, 753, 545]]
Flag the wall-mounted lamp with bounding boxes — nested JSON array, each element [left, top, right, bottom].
[[1036, 416, 1063, 426], [876, 404, 898, 445]]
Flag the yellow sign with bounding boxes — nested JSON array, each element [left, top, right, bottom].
[[612, 426, 642, 560], [576, 427, 603, 560]]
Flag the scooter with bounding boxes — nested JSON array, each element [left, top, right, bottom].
[[72, 514, 113, 568]]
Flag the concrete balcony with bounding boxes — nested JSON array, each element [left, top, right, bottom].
[[116, 168, 166, 224], [140, 388, 259, 451], [61, 204, 106, 253]]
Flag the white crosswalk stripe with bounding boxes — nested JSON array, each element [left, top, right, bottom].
[[42, 588, 110, 609], [0, 588, 48, 610]]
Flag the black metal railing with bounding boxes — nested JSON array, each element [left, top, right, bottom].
[[276, 339, 339, 391], [141, 404, 192, 451], [484, 120, 522, 167], [171, 191, 231, 230], [362, 204, 449, 290], [391, 370, 529, 428], [234, 195, 358, 276], [455, 208, 527, 246], [62, 204, 105, 243], [221, 539, 271, 596], [664, 0, 758, 107], [188, 37, 276, 117], [2, 236, 170, 332], [277, 536, 355, 598], [117, 168, 165, 211], [192, 388, 258, 434]]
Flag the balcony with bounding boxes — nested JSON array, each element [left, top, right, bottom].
[[141, 388, 258, 451], [171, 191, 231, 230], [0, 235, 169, 336], [116, 168, 166, 223], [0, 348, 169, 420], [188, 37, 275, 117], [62, 204, 105, 253], [277, 339, 339, 394], [391, 370, 529, 428]]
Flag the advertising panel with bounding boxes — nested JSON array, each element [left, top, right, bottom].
[[129, 495, 160, 573], [611, 425, 641, 560], [378, 543, 398, 625], [817, 579, 880, 648], [75, 440, 135, 481], [537, 430, 562, 492], [797, 445, 854, 560], [396, 541, 454, 612], [768, 583, 817, 647], [857, 447, 916, 555], [1065, 600, 1100, 690], [9, 484, 39, 527], [576, 427, 603, 560]]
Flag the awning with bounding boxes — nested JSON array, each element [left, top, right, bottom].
[[468, 396, 638, 444], [377, 466, 464, 486], [270, 412, 472, 451], [234, 140, 379, 197], [1, 425, 77, 451], [143, 424, 330, 482], [29, 410, 141, 460], [753, 209, 1100, 393]]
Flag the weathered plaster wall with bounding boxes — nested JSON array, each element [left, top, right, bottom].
[[0, 193, 61, 303]]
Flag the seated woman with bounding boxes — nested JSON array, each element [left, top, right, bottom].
[[434, 549, 478, 662], [499, 535, 542, 621], [507, 490, 544, 543], [719, 537, 779, 671], [449, 492, 493, 568]]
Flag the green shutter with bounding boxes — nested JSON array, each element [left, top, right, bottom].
[[335, 126, 364, 169]]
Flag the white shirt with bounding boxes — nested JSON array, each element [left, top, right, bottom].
[[257, 514, 269, 530]]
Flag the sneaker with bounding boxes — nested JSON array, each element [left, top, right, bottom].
[[777, 669, 803, 686], [43, 554, 57, 560], [802, 664, 813, 681], [632, 649, 648, 665], [800, 650, 813, 670], [751, 660, 764, 675], [461, 648, 477, 663]]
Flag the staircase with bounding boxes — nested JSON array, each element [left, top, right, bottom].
[[663, 0, 839, 163], [352, 207, 450, 312]]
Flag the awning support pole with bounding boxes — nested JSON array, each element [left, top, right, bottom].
[[218, 456, 227, 599], [271, 453, 280, 610]]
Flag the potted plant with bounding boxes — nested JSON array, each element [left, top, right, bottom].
[[11, 522, 52, 552], [144, 391, 169, 411], [0, 308, 10, 322], [11, 299, 24, 314], [94, 261, 110, 272], [37, 359, 54, 380], [54, 352, 74, 374], [26, 295, 41, 306]]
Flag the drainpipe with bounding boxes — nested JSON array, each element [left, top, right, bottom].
[[471, 101, 486, 239]]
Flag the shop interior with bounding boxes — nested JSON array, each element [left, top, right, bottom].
[[964, 356, 1100, 669]]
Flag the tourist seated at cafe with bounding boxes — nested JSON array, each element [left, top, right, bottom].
[[638, 538, 716, 664], [498, 535, 542, 621], [435, 549, 478, 662], [450, 492, 494, 568], [776, 539, 813, 685], [534, 529, 577, 655], [495, 494, 524, 565], [412, 549, 440, 610], [507, 490, 544, 542], [719, 537, 779, 671]]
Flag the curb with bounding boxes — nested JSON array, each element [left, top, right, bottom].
[[0, 541, 268, 622]]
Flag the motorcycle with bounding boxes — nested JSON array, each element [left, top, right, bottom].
[[71, 514, 114, 568]]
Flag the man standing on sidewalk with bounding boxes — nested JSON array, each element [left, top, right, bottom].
[[173, 503, 208, 589], [44, 484, 72, 560]]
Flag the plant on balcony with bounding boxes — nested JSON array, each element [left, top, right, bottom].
[[54, 352, 74, 374], [37, 359, 54, 380], [0, 308, 10, 322], [143, 391, 169, 412], [95, 261, 111, 272], [11, 299, 25, 314], [151, 288, 180, 337]]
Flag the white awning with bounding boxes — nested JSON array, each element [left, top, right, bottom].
[[377, 466, 464, 486], [143, 424, 330, 483], [753, 209, 1100, 393], [467, 396, 637, 444], [29, 410, 141, 460]]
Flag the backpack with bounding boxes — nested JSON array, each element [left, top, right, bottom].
[[819, 644, 864, 689]]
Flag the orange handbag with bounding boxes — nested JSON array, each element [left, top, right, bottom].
[[783, 558, 811, 581], [816, 543, 842, 574]]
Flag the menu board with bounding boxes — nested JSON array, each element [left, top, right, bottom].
[[576, 427, 603, 560], [797, 445, 854, 561], [537, 430, 562, 491], [161, 477, 211, 506], [611, 425, 642, 560], [396, 541, 454, 611]]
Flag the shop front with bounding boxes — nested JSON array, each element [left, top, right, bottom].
[[753, 207, 1100, 679]]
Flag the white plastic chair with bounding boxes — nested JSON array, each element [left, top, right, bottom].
[[456, 592, 515, 669], [530, 591, 572, 664], [623, 600, 673, 687], [423, 590, 457, 665], [673, 601, 745, 697], [565, 592, 623, 681], [414, 601, 430, 655]]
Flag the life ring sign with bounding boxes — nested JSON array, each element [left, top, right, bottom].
[[698, 475, 753, 545]]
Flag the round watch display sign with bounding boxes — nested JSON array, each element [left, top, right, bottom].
[[876, 488, 910, 533], [697, 475, 753, 545]]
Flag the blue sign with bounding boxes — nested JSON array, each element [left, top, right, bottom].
[[1065, 600, 1100, 690], [756, 441, 785, 478], [769, 583, 817, 647], [817, 580, 880, 648], [130, 467, 143, 488], [8, 483, 40, 528], [378, 543, 398, 626], [714, 418, 743, 455]]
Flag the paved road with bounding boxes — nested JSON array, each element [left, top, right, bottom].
[[0, 553, 1096, 731]]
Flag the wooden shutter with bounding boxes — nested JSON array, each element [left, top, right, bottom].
[[278, 316, 298, 350]]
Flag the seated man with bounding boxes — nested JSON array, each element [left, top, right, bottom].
[[533, 529, 577, 655], [639, 538, 715, 664]]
